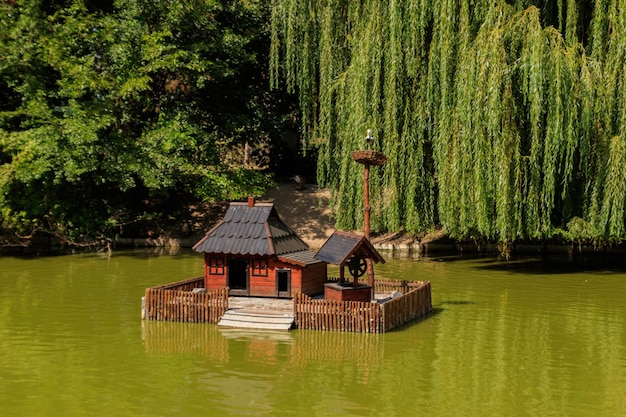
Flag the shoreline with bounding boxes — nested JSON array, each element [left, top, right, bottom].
[[110, 236, 624, 258], [3, 233, 623, 258], [3, 183, 624, 257]]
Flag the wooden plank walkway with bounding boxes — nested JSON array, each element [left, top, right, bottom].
[[218, 297, 295, 330], [218, 310, 295, 330]]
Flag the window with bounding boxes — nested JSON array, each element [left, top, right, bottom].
[[251, 259, 268, 276], [208, 258, 224, 275]]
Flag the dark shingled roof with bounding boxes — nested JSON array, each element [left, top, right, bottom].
[[193, 201, 322, 265], [314, 230, 385, 265], [278, 250, 323, 267]]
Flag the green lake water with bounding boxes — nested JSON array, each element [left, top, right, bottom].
[[1, 249, 625, 416]]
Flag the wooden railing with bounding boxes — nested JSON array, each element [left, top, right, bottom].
[[294, 293, 383, 333], [142, 276, 431, 331], [326, 277, 423, 294], [382, 281, 432, 332], [152, 276, 205, 292], [142, 279, 228, 323], [295, 279, 433, 333]]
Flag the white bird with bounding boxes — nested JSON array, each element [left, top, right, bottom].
[[291, 175, 306, 190]]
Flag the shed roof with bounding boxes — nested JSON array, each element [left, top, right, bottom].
[[192, 200, 318, 261], [314, 231, 385, 265], [278, 250, 324, 267]]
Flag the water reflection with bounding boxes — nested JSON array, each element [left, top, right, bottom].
[[142, 321, 387, 369], [141, 320, 396, 416], [4, 251, 626, 416], [142, 321, 230, 362]]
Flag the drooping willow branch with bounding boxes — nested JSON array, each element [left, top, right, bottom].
[[271, 0, 626, 244]]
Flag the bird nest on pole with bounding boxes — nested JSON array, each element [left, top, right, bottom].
[[351, 150, 387, 166]]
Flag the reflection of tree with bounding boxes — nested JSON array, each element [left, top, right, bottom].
[[425, 275, 626, 416]]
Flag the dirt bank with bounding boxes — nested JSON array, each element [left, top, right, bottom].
[[259, 183, 334, 249], [113, 182, 336, 250]]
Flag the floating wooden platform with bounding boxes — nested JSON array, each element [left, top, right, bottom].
[[143, 278, 433, 333], [218, 309, 295, 331]]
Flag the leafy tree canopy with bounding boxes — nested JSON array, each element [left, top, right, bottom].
[[1, 0, 287, 245]]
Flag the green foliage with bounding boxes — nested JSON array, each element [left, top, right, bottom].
[[0, 0, 280, 244], [270, 0, 626, 245]]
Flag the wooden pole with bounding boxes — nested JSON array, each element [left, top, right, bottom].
[[364, 162, 371, 241], [363, 162, 375, 297]]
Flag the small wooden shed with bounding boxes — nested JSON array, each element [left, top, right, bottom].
[[315, 230, 385, 301], [193, 197, 327, 298]]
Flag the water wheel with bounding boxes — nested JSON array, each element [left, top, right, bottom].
[[347, 256, 367, 278]]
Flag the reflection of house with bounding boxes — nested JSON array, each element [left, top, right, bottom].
[[193, 197, 327, 297]]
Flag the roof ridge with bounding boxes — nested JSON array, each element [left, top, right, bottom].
[[193, 201, 307, 256], [230, 201, 275, 206]]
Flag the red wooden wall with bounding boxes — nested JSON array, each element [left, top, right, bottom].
[[203, 254, 327, 297], [297, 263, 327, 295], [204, 254, 227, 290], [249, 257, 280, 297]]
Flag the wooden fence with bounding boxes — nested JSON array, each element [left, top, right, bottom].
[[294, 280, 432, 333], [142, 276, 432, 331], [382, 281, 432, 332], [152, 276, 205, 291], [326, 277, 424, 294], [142, 278, 229, 323], [294, 293, 382, 333]]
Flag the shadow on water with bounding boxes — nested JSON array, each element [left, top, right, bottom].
[[413, 250, 626, 275], [106, 247, 198, 259], [0, 245, 199, 260], [439, 300, 474, 305], [383, 307, 445, 332], [386, 304, 480, 332], [469, 253, 626, 275]]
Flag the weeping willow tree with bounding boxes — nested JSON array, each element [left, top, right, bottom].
[[271, 0, 626, 245]]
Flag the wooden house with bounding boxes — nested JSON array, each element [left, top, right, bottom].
[[193, 197, 327, 298]]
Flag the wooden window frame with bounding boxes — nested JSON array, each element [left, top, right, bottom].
[[208, 257, 225, 275], [251, 259, 268, 277]]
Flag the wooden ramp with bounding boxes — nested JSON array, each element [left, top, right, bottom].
[[218, 309, 295, 331]]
